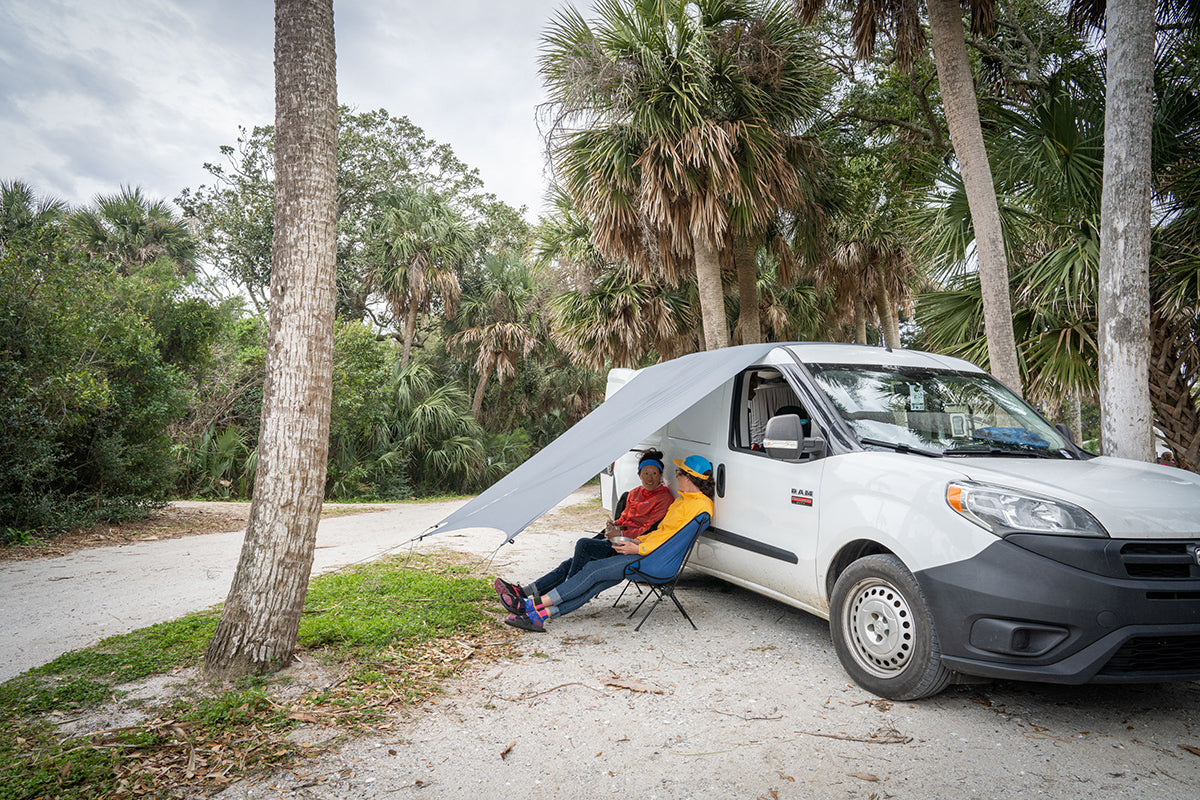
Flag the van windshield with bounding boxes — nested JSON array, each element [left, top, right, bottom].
[[807, 363, 1072, 458]]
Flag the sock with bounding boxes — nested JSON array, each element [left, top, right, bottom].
[[524, 597, 549, 622]]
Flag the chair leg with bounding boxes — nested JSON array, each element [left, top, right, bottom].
[[666, 589, 698, 630], [633, 593, 667, 632], [626, 584, 657, 618]]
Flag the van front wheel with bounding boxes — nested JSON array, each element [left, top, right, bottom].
[[829, 555, 953, 700]]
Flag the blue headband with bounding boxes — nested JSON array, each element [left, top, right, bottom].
[[638, 458, 664, 473]]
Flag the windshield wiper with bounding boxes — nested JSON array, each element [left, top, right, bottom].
[[858, 437, 943, 458], [942, 446, 1057, 459]]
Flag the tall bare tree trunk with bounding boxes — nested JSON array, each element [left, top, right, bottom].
[[853, 297, 867, 345], [693, 236, 729, 350], [204, 0, 338, 680], [1098, 0, 1155, 462], [926, 0, 1022, 396], [734, 239, 761, 345]]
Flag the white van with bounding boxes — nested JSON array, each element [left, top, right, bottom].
[[602, 343, 1200, 700]]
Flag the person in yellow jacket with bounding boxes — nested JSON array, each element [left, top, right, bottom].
[[502, 455, 715, 632]]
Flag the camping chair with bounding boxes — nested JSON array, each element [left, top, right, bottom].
[[612, 511, 711, 631]]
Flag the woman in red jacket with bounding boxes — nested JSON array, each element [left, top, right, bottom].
[[495, 450, 673, 607]]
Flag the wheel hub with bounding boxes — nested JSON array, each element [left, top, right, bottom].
[[845, 580, 913, 677]]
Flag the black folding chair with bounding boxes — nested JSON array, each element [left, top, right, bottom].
[[612, 512, 710, 631]]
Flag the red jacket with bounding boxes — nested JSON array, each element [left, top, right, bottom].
[[615, 483, 674, 538]]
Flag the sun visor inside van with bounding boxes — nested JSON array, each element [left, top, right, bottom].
[[417, 343, 779, 544]]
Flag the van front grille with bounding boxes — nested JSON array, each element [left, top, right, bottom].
[[1119, 542, 1199, 579], [1098, 635, 1200, 675]]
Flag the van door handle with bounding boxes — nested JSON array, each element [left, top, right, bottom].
[[716, 463, 726, 498]]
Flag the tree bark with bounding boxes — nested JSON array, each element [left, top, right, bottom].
[[1069, 391, 1083, 448], [927, 0, 1023, 397], [693, 235, 729, 350], [1149, 310, 1200, 472], [400, 300, 418, 368], [875, 282, 901, 349], [471, 353, 494, 422], [1097, 0, 1156, 462], [853, 297, 867, 345], [204, 0, 338, 680], [734, 238, 761, 345]]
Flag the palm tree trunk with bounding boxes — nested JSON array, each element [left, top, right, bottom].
[[875, 282, 901, 349], [204, 0, 338, 680], [400, 301, 419, 368], [472, 353, 494, 421], [1069, 391, 1083, 447], [734, 239, 761, 345], [1149, 310, 1200, 472], [1097, 0, 1156, 462], [926, 0, 1022, 397], [853, 297, 867, 345], [693, 235, 729, 350]]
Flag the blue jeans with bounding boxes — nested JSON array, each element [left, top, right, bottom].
[[546, 553, 640, 616], [528, 537, 615, 597]]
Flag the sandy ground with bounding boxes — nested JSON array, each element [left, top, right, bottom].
[[4, 491, 1200, 798], [224, 494, 1200, 800]]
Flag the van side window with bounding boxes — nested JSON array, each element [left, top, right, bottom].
[[735, 369, 810, 451]]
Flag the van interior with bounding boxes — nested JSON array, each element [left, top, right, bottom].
[[732, 368, 814, 453]]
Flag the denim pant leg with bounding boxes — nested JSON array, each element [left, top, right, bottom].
[[547, 554, 639, 617], [528, 537, 615, 596]]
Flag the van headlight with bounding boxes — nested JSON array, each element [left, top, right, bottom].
[[946, 481, 1108, 537]]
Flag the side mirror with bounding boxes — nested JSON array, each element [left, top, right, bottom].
[[764, 414, 802, 460]]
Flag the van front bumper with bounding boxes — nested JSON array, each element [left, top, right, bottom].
[[915, 535, 1200, 684]]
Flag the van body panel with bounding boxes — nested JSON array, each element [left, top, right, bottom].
[[693, 446, 825, 609]]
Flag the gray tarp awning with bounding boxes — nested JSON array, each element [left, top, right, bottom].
[[418, 343, 779, 543]]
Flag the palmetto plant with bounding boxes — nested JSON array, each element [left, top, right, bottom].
[[541, 0, 831, 350], [0, 180, 66, 249], [68, 186, 197, 276], [449, 253, 540, 421], [370, 188, 472, 367]]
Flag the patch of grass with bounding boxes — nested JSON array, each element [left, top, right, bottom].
[[300, 556, 491, 656], [0, 553, 511, 800]]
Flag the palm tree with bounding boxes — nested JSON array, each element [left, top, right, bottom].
[[449, 253, 540, 421], [541, 0, 831, 350], [68, 186, 197, 275], [918, 34, 1200, 467], [797, 0, 1023, 395], [0, 180, 65, 249], [535, 189, 698, 366], [370, 188, 472, 367], [204, 0, 338, 679]]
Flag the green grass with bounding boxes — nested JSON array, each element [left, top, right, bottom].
[[0, 554, 501, 800]]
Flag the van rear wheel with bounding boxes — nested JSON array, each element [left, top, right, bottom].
[[829, 555, 953, 700]]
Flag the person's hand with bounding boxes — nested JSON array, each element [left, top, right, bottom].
[[605, 520, 621, 539], [612, 539, 639, 555]]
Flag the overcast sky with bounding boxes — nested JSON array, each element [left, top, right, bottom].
[[0, 0, 571, 220]]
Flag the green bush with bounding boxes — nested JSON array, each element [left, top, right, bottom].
[[0, 236, 188, 536]]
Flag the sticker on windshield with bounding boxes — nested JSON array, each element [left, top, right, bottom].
[[909, 383, 926, 411]]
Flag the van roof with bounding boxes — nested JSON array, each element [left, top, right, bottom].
[[766, 343, 987, 374]]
